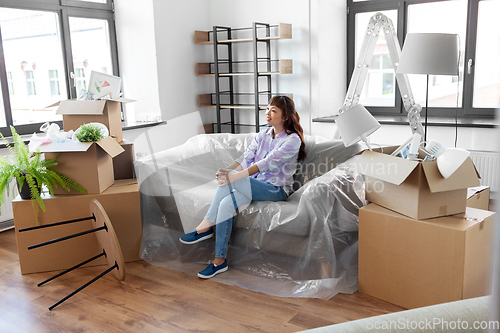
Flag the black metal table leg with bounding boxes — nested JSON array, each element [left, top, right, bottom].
[[28, 225, 107, 250], [48, 262, 119, 311], [37, 250, 107, 287], [18, 215, 95, 233]]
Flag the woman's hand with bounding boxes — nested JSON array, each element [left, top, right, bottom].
[[216, 168, 230, 187], [216, 165, 258, 187]]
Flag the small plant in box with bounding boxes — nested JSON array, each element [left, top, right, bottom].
[[0, 126, 87, 223], [75, 123, 105, 142]]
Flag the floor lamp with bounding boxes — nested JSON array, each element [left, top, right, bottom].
[[397, 33, 459, 143]]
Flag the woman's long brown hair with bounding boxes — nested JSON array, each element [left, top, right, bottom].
[[268, 95, 306, 161]]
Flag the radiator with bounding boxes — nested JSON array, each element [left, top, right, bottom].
[[470, 150, 499, 193], [0, 184, 16, 232]]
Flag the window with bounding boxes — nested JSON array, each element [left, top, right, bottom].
[[407, 0, 467, 108], [7, 72, 13, 95], [69, 17, 113, 78], [0, 0, 117, 135], [473, 0, 500, 108], [75, 68, 87, 93], [355, 10, 398, 107], [26, 70, 36, 96], [347, 0, 498, 119], [49, 70, 60, 96]]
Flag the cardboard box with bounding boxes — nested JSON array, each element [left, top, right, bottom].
[[359, 203, 495, 309], [13, 179, 142, 275], [113, 141, 135, 180], [38, 136, 125, 195], [49, 98, 134, 142], [467, 186, 490, 210], [354, 147, 480, 219]]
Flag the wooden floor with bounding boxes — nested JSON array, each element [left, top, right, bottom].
[[0, 229, 404, 332]]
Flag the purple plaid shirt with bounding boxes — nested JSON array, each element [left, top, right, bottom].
[[235, 127, 301, 196]]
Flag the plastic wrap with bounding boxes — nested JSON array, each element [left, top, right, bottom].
[[135, 133, 366, 299]]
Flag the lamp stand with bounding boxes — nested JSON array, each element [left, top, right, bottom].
[[424, 74, 429, 144], [361, 134, 373, 151]]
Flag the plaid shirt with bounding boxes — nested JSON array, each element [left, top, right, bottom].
[[235, 127, 301, 196]]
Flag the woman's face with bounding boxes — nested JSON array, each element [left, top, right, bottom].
[[266, 104, 284, 127]]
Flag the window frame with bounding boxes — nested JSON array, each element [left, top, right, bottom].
[[0, 0, 118, 136], [6, 71, 13, 95], [347, 0, 496, 120]]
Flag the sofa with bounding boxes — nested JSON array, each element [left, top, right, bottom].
[[135, 132, 365, 299], [300, 296, 491, 332]]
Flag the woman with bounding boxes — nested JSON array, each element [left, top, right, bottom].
[[180, 95, 306, 279]]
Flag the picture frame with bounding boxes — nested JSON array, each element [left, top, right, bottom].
[[88, 71, 122, 100]]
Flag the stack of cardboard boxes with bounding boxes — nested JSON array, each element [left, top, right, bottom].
[[355, 147, 495, 309], [13, 99, 142, 275]]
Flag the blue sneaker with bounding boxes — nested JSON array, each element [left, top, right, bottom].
[[198, 261, 228, 279], [179, 228, 214, 244]]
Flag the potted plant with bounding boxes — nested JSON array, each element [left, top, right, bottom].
[[75, 123, 105, 142], [0, 126, 87, 223]]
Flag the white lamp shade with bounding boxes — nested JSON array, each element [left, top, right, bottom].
[[336, 104, 381, 147], [436, 147, 470, 179], [397, 33, 459, 75]]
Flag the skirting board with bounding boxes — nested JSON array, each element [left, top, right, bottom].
[[0, 219, 14, 232]]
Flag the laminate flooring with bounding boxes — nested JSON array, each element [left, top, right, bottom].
[[0, 229, 404, 332]]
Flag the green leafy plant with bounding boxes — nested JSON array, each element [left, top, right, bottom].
[[75, 123, 104, 142], [0, 126, 87, 223]]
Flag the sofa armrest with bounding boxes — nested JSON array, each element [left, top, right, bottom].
[[300, 296, 490, 333], [289, 160, 366, 234], [292, 159, 366, 215]]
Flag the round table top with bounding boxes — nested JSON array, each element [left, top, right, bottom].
[[91, 199, 125, 281]]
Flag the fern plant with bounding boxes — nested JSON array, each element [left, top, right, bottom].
[[0, 126, 87, 223]]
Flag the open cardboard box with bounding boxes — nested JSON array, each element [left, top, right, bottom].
[[354, 146, 480, 219], [36, 136, 124, 194], [13, 179, 141, 274], [113, 141, 135, 180], [48, 97, 135, 142], [359, 203, 495, 309], [467, 186, 490, 211]]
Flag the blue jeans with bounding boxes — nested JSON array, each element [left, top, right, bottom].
[[204, 174, 288, 258]]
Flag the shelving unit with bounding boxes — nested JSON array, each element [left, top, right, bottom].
[[195, 22, 292, 133], [196, 59, 292, 76], [195, 23, 292, 44]]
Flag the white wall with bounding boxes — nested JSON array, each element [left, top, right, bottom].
[[152, 0, 211, 123], [312, 0, 348, 120], [114, 0, 162, 123]]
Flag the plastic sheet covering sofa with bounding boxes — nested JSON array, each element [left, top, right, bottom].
[[135, 132, 366, 299]]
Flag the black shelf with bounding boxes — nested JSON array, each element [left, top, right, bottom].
[[196, 22, 292, 133]]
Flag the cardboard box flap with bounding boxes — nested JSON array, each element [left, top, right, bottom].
[[467, 185, 489, 199], [96, 136, 125, 158], [34, 142, 93, 153], [56, 100, 107, 115], [422, 157, 480, 193], [46, 101, 61, 108], [108, 97, 136, 103], [354, 150, 420, 185], [48, 97, 134, 111], [34, 137, 124, 157], [363, 203, 495, 231]]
